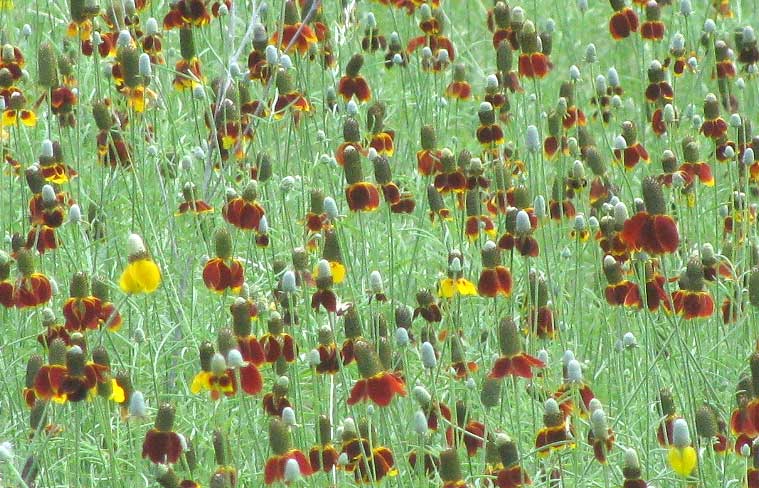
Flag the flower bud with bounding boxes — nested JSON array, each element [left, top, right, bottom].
[[672, 418, 691, 448], [281, 270, 297, 293], [395, 327, 409, 346], [283, 458, 301, 483], [139, 53, 152, 77], [515, 210, 531, 233], [129, 390, 147, 418], [227, 349, 244, 368], [324, 197, 339, 220], [525, 125, 540, 153], [567, 359, 583, 382], [421, 342, 437, 369], [413, 410, 428, 435]]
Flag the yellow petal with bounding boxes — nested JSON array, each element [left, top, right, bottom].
[[438, 278, 456, 298], [119, 264, 142, 294], [331, 262, 346, 284], [110, 379, 126, 403], [667, 446, 696, 477], [131, 258, 161, 293], [456, 279, 478, 296], [190, 372, 211, 394]]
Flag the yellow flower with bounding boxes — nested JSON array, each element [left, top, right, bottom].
[[0, 0, 13, 10], [312, 261, 346, 284], [190, 371, 213, 394], [119, 258, 161, 294], [667, 446, 696, 477], [438, 278, 478, 298], [109, 379, 126, 403]]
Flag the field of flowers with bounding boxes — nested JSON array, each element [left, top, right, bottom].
[[2, 0, 759, 486]]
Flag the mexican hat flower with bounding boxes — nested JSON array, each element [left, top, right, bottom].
[[477, 241, 512, 297], [535, 398, 576, 456], [439, 250, 478, 299], [203, 228, 244, 293], [620, 176, 679, 255], [264, 418, 313, 484], [119, 234, 161, 294], [489, 318, 544, 379], [672, 258, 715, 320], [142, 403, 185, 464], [667, 419, 697, 477], [347, 340, 406, 407], [13, 249, 52, 308]]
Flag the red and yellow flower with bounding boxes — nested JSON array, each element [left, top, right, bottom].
[[489, 318, 545, 379], [347, 341, 406, 407], [142, 404, 185, 464]]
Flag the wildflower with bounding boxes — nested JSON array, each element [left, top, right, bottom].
[[271, 1, 318, 56], [443, 401, 484, 456], [92, 276, 122, 331], [548, 177, 577, 220], [641, 1, 665, 41], [163, 0, 211, 29], [338, 54, 372, 102], [464, 191, 497, 243], [343, 145, 380, 212], [62, 272, 103, 332], [263, 376, 293, 417], [384, 31, 408, 68], [439, 251, 477, 298], [35, 344, 108, 403], [602, 256, 642, 308], [518, 21, 551, 78], [476, 102, 505, 148], [554, 358, 596, 416], [309, 416, 339, 473], [657, 388, 683, 447], [308, 328, 337, 375], [449, 334, 478, 379], [37, 140, 77, 185], [730, 375, 756, 454], [588, 404, 615, 463], [260, 313, 296, 364], [499, 208, 540, 257], [524, 271, 554, 339], [119, 234, 161, 294], [672, 258, 714, 319], [620, 177, 679, 255], [535, 398, 575, 456], [695, 403, 729, 453], [143, 404, 185, 465], [203, 228, 244, 293], [701, 93, 728, 139], [407, 7, 456, 71], [176, 182, 213, 216], [12, 249, 52, 308], [264, 417, 312, 484], [311, 259, 338, 313], [347, 340, 406, 407], [668, 419, 697, 477], [490, 318, 545, 379], [365, 112, 395, 165], [173, 28, 204, 91], [25, 177, 64, 254], [446, 63, 472, 100], [487, 435, 532, 488], [613, 121, 649, 170], [477, 241, 513, 297], [621, 449, 648, 488], [608, 0, 639, 40], [223, 181, 266, 230], [271, 67, 311, 120], [340, 418, 398, 483], [439, 448, 469, 488], [490, 2, 519, 50]]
